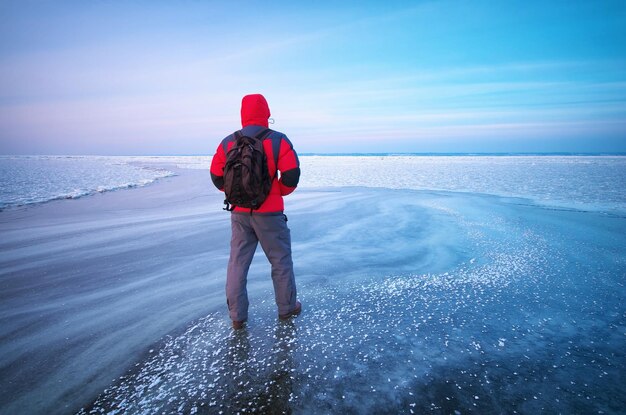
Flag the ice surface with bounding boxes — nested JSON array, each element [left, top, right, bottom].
[[0, 156, 175, 210], [298, 155, 626, 213], [0, 160, 625, 414], [123, 155, 626, 212], [74, 187, 625, 414], [2, 155, 625, 213]]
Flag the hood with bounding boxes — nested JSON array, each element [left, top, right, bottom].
[[241, 94, 271, 128]]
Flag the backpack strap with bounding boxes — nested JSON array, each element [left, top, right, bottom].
[[222, 130, 242, 155], [253, 129, 280, 174], [254, 128, 271, 140], [271, 134, 281, 174]]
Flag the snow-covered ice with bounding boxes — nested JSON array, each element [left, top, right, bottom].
[[0, 156, 175, 210]]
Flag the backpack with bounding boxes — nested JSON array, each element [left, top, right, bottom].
[[222, 129, 274, 211]]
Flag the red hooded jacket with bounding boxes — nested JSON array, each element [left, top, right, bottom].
[[210, 94, 300, 213]]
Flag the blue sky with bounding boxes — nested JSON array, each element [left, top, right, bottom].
[[0, 0, 625, 154]]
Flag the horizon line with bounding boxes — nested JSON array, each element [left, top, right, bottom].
[[1, 152, 626, 157]]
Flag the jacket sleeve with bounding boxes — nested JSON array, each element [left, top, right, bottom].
[[276, 135, 300, 196], [210, 142, 226, 191]]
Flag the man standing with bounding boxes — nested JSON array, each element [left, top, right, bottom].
[[210, 94, 301, 330]]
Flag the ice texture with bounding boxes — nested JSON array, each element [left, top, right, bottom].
[[0, 159, 625, 414], [3, 155, 625, 213], [124, 155, 626, 212], [75, 187, 626, 414], [0, 156, 175, 210], [298, 155, 626, 213]]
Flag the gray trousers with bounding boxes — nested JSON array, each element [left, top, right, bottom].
[[226, 213, 297, 321]]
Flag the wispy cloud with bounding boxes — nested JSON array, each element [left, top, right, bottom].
[[1, 1, 624, 154]]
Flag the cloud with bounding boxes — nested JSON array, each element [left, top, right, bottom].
[[1, 2, 625, 154]]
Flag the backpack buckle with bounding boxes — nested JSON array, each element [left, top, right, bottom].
[[223, 199, 234, 211]]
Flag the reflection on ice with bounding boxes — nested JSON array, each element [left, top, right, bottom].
[[80, 196, 625, 414], [79, 315, 299, 414]]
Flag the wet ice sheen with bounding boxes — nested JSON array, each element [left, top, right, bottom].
[[79, 188, 625, 414]]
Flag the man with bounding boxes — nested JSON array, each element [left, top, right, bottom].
[[210, 94, 301, 330]]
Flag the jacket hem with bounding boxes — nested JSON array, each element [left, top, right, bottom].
[[231, 210, 284, 216]]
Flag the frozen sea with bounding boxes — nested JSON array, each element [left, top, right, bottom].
[[0, 155, 625, 414]]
